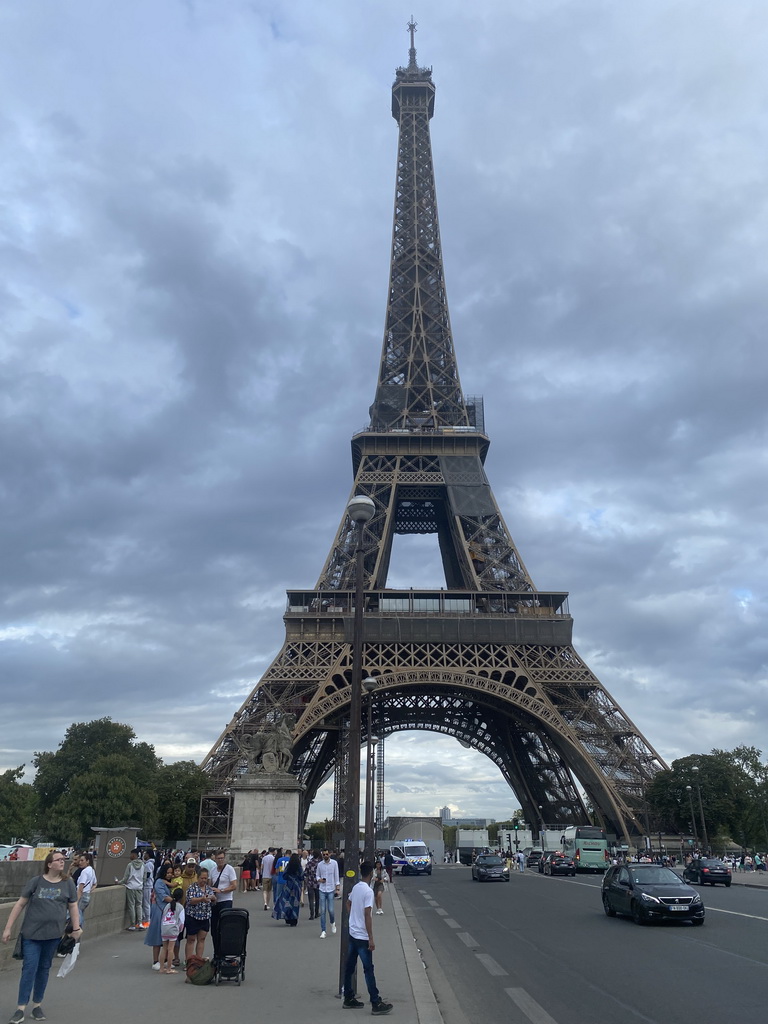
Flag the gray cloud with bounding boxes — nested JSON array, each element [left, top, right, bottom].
[[2, 1, 767, 823]]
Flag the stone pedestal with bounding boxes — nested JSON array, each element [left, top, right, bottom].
[[229, 774, 305, 857]]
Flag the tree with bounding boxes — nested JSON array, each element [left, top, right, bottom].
[[154, 761, 210, 844], [33, 718, 160, 810], [0, 767, 39, 842]]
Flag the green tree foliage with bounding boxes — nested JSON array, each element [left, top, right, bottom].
[[442, 824, 457, 850], [647, 747, 768, 849], [0, 767, 39, 843], [154, 761, 210, 843], [33, 718, 160, 810]]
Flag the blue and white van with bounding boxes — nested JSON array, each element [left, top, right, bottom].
[[390, 840, 432, 876]]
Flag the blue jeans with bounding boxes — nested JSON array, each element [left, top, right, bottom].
[[344, 935, 380, 1005], [78, 894, 90, 921], [318, 890, 335, 932], [18, 937, 60, 1007]]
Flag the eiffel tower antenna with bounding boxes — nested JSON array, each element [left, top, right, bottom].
[[199, 30, 666, 849]]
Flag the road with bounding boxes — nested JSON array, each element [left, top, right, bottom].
[[395, 865, 768, 1024]]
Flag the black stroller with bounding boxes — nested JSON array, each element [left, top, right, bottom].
[[213, 907, 249, 985]]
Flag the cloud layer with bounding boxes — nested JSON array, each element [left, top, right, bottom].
[[2, 1, 767, 823]]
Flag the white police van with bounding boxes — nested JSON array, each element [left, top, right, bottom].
[[390, 840, 432, 876]]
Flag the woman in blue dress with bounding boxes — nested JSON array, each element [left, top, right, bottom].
[[144, 863, 173, 970], [272, 853, 304, 926]]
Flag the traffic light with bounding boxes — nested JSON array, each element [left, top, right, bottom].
[[514, 822, 519, 830]]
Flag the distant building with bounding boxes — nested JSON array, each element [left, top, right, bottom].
[[444, 818, 496, 828], [440, 806, 451, 822]]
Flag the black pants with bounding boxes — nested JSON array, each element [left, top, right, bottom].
[[307, 887, 319, 918], [211, 900, 232, 957]]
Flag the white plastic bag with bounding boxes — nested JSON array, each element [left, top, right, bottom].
[[56, 943, 80, 978]]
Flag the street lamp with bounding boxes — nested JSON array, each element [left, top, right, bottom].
[[363, 675, 378, 862], [691, 766, 709, 854], [686, 786, 699, 850], [339, 494, 375, 997]]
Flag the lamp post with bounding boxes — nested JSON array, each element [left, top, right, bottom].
[[691, 766, 709, 854], [338, 494, 375, 997], [686, 786, 699, 850], [363, 674, 378, 862], [538, 804, 545, 850]]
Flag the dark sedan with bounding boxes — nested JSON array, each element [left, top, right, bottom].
[[683, 858, 732, 887], [471, 854, 510, 882], [542, 852, 576, 877], [526, 851, 544, 870], [602, 864, 705, 925]]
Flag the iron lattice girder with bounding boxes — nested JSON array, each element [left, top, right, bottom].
[[202, 631, 664, 841]]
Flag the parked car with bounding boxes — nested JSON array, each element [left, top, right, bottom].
[[471, 854, 510, 882], [526, 851, 544, 870], [542, 852, 576, 877], [602, 863, 705, 925], [683, 858, 732, 887]]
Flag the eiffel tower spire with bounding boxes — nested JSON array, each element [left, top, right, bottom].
[[371, 20, 468, 432], [199, 30, 666, 850]]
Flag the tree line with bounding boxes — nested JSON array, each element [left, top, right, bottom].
[[0, 718, 209, 846]]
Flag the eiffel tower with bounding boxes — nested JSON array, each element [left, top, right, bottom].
[[200, 23, 665, 846]]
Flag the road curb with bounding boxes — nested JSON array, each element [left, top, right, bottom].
[[389, 883, 445, 1024]]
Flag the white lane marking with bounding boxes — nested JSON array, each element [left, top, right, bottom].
[[506, 987, 559, 1024], [443, 918, 460, 928], [435, 908, 448, 916], [706, 906, 768, 922], [457, 932, 478, 947], [475, 953, 508, 976]]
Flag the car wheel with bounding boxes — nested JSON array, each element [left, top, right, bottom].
[[692, 917, 705, 926], [725, 881, 731, 887], [602, 894, 616, 917], [571, 871, 576, 876], [631, 902, 646, 926]]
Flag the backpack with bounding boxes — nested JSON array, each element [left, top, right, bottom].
[[186, 955, 214, 986]]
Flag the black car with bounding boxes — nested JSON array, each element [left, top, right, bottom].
[[526, 851, 544, 870], [471, 854, 510, 882], [542, 852, 576, 877], [683, 858, 732, 887], [602, 864, 705, 925]]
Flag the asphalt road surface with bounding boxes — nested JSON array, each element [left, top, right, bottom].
[[395, 865, 768, 1024]]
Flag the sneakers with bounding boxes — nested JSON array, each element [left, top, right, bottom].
[[127, 926, 137, 931], [31, 1012, 46, 1023], [9, 1012, 25, 1024], [151, 962, 161, 971], [331, 923, 337, 934], [343, 998, 365, 1009], [376, 909, 384, 915], [371, 1001, 393, 1015], [320, 931, 327, 938]]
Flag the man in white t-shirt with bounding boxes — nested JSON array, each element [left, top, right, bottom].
[[342, 862, 392, 1014], [210, 850, 237, 956], [261, 848, 275, 911], [316, 849, 340, 938]]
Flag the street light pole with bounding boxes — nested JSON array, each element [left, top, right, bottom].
[[363, 675, 378, 863], [691, 766, 709, 854], [686, 786, 699, 850], [338, 495, 375, 998]]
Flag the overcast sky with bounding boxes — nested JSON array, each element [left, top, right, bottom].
[[2, 1, 767, 826]]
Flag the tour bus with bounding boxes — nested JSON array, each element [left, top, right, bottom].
[[561, 825, 610, 872]]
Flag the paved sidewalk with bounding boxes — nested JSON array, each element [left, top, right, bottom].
[[0, 882, 442, 1024]]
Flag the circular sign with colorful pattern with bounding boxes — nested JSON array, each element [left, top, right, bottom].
[[106, 836, 127, 858]]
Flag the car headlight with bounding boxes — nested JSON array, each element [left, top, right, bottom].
[[502, 867, 509, 873], [690, 893, 702, 904], [640, 892, 660, 904]]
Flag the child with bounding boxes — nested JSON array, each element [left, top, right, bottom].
[[160, 887, 185, 974]]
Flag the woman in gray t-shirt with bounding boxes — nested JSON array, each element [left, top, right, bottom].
[[2, 850, 81, 1023]]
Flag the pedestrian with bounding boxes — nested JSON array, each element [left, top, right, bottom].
[[273, 848, 290, 909], [159, 888, 185, 974], [141, 851, 155, 926], [239, 852, 252, 893], [199, 851, 217, 876], [383, 850, 394, 883], [184, 867, 216, 961], [516, 851, 526, 872], [342, 861, 393, 1014], [304, 849, 320, 920], [117, 848, 145, 930], [261, 848, 275, 911], [2, 850, 83, 1024], [373, 860, 385, 914], [210, 850, 237, 957], [76, 853, 97, 924], [144, 863, 174, 970], [317, 849, 340, 938], [273, 853, 304, 926]]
